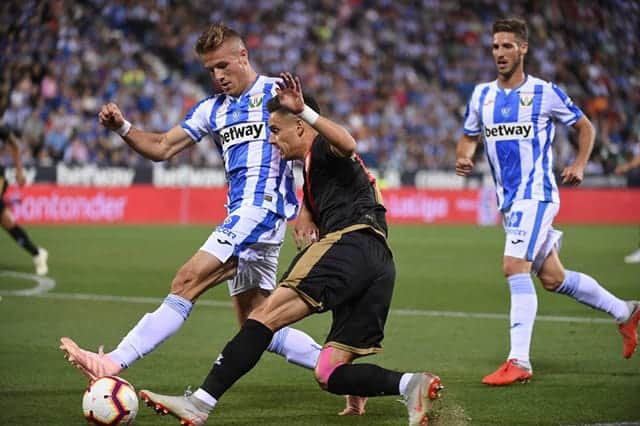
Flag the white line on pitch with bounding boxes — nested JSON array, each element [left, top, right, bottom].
[[4, 291, 614, 324]]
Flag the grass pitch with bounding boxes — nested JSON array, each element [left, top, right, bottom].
[[0, 224, 638, 425]]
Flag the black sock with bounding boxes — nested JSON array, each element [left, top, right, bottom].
[[326, 363, 403, 397], [201, 319, 273, 399], [8, 226, 39, 256]]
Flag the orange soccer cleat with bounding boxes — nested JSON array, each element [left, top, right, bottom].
[[482, 359, 532, 386], [618, 301, 640, 359]]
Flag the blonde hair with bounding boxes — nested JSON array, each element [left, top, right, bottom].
[[194, 23, 243, 55]]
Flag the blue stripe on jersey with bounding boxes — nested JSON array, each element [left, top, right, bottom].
[[493, 89, 521, 210], [233, 210, 280, 255], [208, 96, 226, 130], [253, 83, 274, 207], [477, 86, 490, 126], [224, 96, 251, 211], [541, 120, 554, 200], [181, 122, 203, 141], [477, 86, 499, 190], [185, 96, 214, 121], [551, 84, 582, 124], [227, 147, 249, 212], [524, 84, 544, 198], [527, 201, 548, 261], [182, 96, 214, 141]]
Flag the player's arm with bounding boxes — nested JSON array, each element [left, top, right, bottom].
[[615, 155, 640, 175], [4, 129, 26, 186], [561, 115, 595, 185], [455, 133, 480, 177], [98, 103, 194, 161], [276, 72, 356, 157]]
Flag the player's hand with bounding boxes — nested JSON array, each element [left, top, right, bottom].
[[614, 164, 628, 175], [276, 72, 305, 114], [15, 171, 26, 187], [98, 103, 126, 132], [455, 158, 474, 177], [561, 163, 584, 186], [293, 207, 318, 250]]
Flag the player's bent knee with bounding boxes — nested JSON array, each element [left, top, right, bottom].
[[539, 272, 563, 291], [314, 347, 345, 390]]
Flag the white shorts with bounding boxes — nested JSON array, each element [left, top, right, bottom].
[[502, 199, 563, 275], [200, 205, 286, 296]]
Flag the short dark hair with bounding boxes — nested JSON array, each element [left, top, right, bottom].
[[492, 17, 528, 42], [267, 93, 321, 116], [195, 23, 243, 55]]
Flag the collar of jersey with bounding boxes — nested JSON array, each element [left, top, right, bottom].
[[496, 73, 528, 94]]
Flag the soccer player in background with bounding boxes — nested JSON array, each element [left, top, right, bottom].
[[60, 23, 365, 415], [138, 72, 443, 426], [455, 17, 640, 386], [0, 123, 48, 275], [614, 145, 640, 264]]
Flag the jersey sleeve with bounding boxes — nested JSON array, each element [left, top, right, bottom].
[[462, 86, 482, 136], [548, 83, 583, 126], [180, 97, 213, 142]]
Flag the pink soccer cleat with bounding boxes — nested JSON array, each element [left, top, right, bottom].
[[59, 337, 121, 380]]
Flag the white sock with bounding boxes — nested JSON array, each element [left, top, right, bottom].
[[193, 388, 217, 410], [555, 270, 630, 322], [507, 273, 537, 367], [266, 327, 322, 369], [109, 294, 193, 368], [398, 373, 413, 396]]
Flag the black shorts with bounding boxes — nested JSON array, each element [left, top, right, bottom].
[[280, 226, 395, 356], [0, 175, 7, 213]]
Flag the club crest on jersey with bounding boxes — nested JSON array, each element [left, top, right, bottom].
[[519, 94, 533, 107], [249, 94, 264, 109]]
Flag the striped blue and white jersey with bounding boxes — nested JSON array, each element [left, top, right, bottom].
[[181, 75, 298, 219], [462, 75, 583, 211]]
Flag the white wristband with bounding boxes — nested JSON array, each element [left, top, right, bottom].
[[298, 105, 319, 125], [115, 120, 132, 137]]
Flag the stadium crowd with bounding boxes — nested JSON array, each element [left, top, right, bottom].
[[1, 0, 639, 180]]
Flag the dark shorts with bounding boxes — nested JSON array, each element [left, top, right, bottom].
[[0, 175, 7, 213], [280, 227, 395, 356]]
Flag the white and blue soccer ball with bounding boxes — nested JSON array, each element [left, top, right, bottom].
[[82, 376, 138, 425]]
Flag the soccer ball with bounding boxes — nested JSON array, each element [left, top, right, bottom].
[[82, 376, 139, 425]]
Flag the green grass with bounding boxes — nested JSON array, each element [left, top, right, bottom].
[[0, 224, 638, 425]]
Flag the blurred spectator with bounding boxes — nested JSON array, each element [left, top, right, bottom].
[[0, 0, 638, 178]]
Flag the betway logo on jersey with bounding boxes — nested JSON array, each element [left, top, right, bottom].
[[219, 122, 266, 149], [483, 122, 533, 142]]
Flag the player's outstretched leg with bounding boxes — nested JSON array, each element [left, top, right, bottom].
[[618, 301, 640, 358], [139, 388, 211, 426], [59, 337, 121, 380]]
